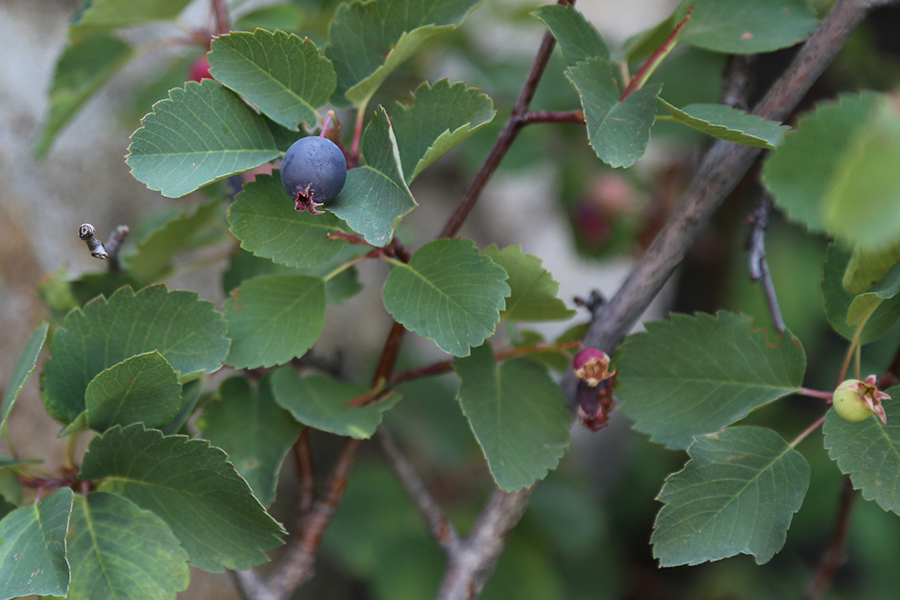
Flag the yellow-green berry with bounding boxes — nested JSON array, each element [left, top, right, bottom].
[[832, 376, 889, 424]]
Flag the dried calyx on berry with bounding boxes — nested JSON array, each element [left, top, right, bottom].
[[832, 375, 889, 424], [280, 136, 347, 215], [573, 347, 616, 431]]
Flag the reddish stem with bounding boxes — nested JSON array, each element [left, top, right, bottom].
[[211, 0, 230, 35], [619, 5, 693, 101], [803, 477, 856, 600], [799, 387, 834, 402], [294, 429, 315, 517], [522, 109, 585, 124]]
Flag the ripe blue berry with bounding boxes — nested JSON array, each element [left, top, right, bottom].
[[280, 136, 347, 214]]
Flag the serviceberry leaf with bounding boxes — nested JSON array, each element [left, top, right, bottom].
[[328, 106, 416, 245], [34, 33, 133, 159], [676, 0, 817, 54], [824, 389, 900, 515], [69, 0, 193, 39], [127, 79, 280, 198], [228, 173, 347, 269], [85, 351, 182, 432], [383, 238, 510, 357], [821, 243, 900, 344], [326, 0, 482, 108], [652, 426, 809, 566], [566, 57, 661, 168], [270, 368, 402, 438], [453, 344, 570, 491], [223, 274, 326, 369], [658, 99, 789, 149], [762, 91, 882, 235], [482, 244, 574, 322], [41, 285, 229, 425], [0, 487, 73, 600], [66, 492, 189, 600], [616, 311, 806, 449], [532, 3, 610, 65], [1, 322, 48, 430], [79, 424, 285, 572], [842, 241, 900, 296], [196, 376, 301, 507], [821, 95, 900, 251], [223, 247, 363, 305], [209, 31, 335, 131], [392, 79, 495, 183], [125, 197, 225, 285]]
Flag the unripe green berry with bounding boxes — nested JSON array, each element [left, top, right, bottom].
[[832, 376, 889, 424]]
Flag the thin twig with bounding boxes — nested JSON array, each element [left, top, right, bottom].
[[211, 0, 230, 35], [438, 0, 573, 239], [802, 477, 857, 600], [434, 488, 535, 600], [521, 109, 585, 124], [747, 193, 785, 334], [263, 438, 363, 599], [294, 429, 315, 517], [377, 430, 461, 553]]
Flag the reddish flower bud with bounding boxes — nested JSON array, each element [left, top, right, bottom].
[[573, 347, 615, 386], [576, 377, 615, 432]]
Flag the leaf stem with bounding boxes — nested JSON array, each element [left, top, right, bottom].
[[837, 320, 866, 385], [321, 250, 378, 282], [63, 431, 80, 472], [790, 413, 827, 449], [799, 387, 834, 401], [349, 105, 367, 168], [521, 109, 585, 124], [619, 5, 693, 101]]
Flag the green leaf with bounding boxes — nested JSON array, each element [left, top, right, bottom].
[[224, 274, 326, 369], [124, 198, 224, 284], [1, 322, 48, 429], [531, 4, 610, 66], [382, 238, 510, 357], [85, 351, 182, 432], [227, 173, 347, 269], [652, 426, 809, 566], [392, 80, 495, 183], [223, 247, 362, 305], [482, 244, 574, 322], [821, 95, 900, 251], [326, 0, 482, 107], [616, 312, 806, 449], [821, 243, 900, 344], [41, 285, 229, 425], [328, 107, 417, 245], [676, 0, 818, 54], [0, 488, 73, 600], [270, 368, 401, 438], [34, 34, 133, 159], [824, 390, 900, 515], [69, 0, 193, 39], [847, 258, 900, 327], [566, 57, 661, 168], [209, 31, 335, 131], [66, 492, 189, 600], [658, 99, 788, 149], [127, 79, 280, 198], [196, 376, 301, 507], [79, 424, 285, 572], [762, 91, 882, 235], [843, 241, 900, 295], [453, 344, 570, 491]]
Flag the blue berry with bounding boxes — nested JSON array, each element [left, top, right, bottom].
[[280, 136, 347, 214]]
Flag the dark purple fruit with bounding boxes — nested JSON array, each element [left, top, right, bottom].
[[280, 136, 347, 214]]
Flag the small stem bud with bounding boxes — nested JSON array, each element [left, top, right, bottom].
[[78, 223, 108, 259]]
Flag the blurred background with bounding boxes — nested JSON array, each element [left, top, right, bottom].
[[5, 0, 900, 598]]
